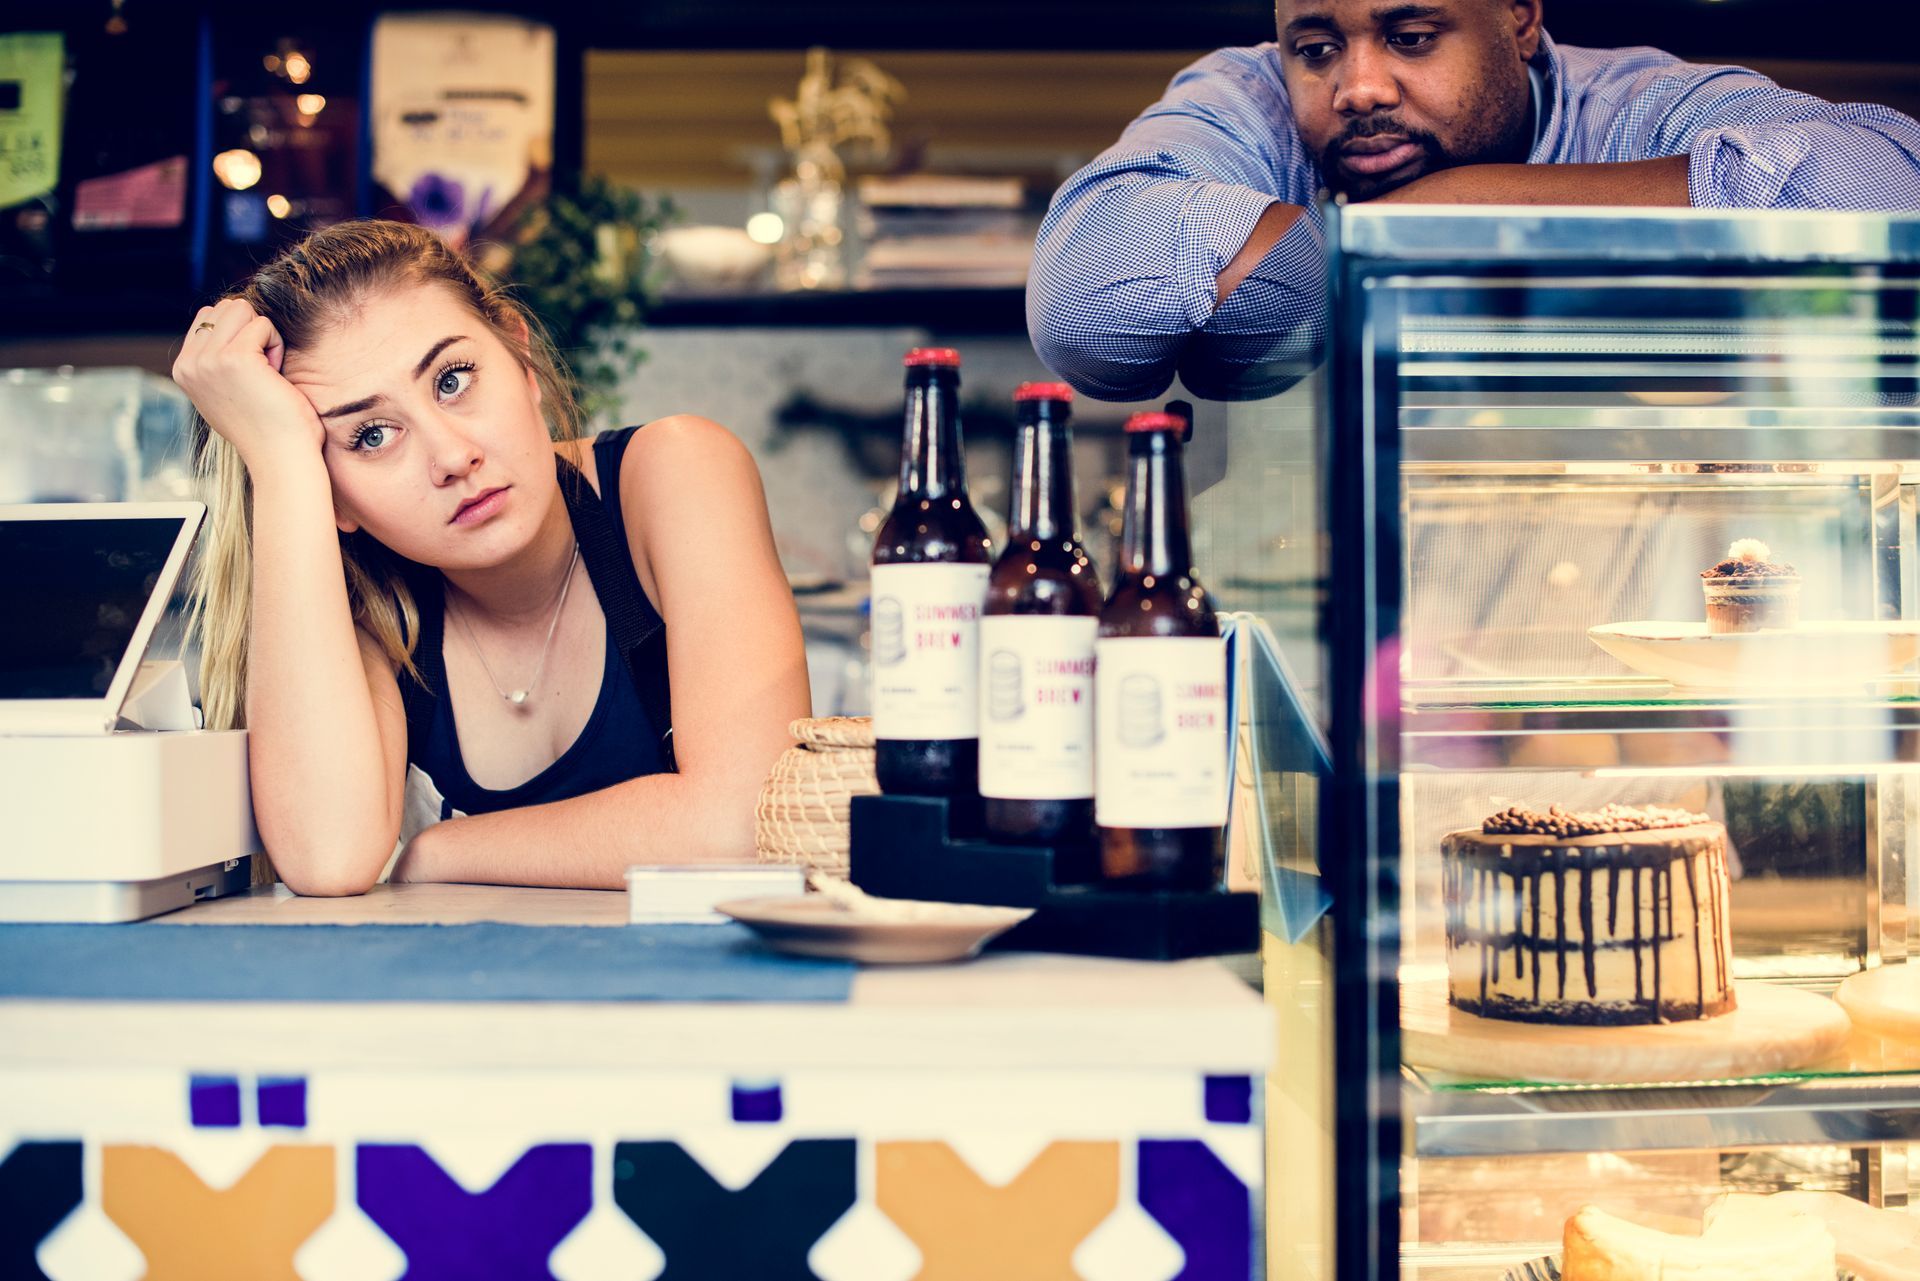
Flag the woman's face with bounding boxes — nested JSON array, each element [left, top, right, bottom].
[[281, 283, 557, 572]]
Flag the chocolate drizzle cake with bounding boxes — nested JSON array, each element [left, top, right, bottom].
[[1442, 804, 1735, 1026]]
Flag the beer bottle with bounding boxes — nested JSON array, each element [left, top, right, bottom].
[[981, 382, 1102, 858], [1095, 411, 1228, 890], [871, 348, 992, 797]]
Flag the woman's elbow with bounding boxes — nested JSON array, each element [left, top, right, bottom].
[[278, 866, 380, 898], [259, 826, 394, 897]]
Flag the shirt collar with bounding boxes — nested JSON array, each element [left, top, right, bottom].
[[1529, 29, 1569, 162], [1529, 64, 1546, 149]]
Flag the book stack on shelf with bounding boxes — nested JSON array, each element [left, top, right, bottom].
[[853, 174, 1036, 290]]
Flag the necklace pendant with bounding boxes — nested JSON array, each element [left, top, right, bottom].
[[453, 541, 577, 713]]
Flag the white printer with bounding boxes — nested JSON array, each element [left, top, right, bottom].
[[0, 502, 259, 921]]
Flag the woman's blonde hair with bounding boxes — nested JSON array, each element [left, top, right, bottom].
[[187, 221, 582, 878]]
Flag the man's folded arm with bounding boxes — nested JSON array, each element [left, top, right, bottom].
[[1640, 65, 1920, 209], [1027, 49, 1327, 402], [1175, 208, 1328, 402]]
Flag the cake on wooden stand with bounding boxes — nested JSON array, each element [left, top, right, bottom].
[[1406, 804, 1851, 1085], [1444, 804, 1735, 1026]]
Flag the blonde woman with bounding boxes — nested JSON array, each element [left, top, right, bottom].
[[174, 220, 808, 895]]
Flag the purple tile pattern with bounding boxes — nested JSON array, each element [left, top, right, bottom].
[[1201, 1075, 1252, 1125], [257, 1077, 308, 1128], [357, 1143, 592, 1280], [189, 1075, 242, 1128], [730, 1082, 783, 1123], [1138, 1139, 1251, 1281]]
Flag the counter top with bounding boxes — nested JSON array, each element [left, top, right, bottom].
[[0, 884, 1271, 1076]]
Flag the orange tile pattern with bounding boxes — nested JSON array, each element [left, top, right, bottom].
[[101, 1145, 334, 1281], [876, 1140, 1121, 1281]]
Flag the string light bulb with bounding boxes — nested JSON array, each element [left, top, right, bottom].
[[212, 149, 262, 191]]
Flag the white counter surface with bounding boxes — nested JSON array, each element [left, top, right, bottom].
[[0, 884, 1272, 1076]]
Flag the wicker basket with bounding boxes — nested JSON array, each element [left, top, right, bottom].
[[754, 716, 878, 878]]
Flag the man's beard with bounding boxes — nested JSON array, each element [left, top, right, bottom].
[[1315, 74, 1533, 201], [1316, 118, 1453, 201]]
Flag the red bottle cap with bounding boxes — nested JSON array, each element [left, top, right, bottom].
[[1124, 411, 1188, 433], [904, 347, 962, 368], [1013, 381, 1075, 403]]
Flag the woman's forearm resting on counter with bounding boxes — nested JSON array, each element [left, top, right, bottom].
[[388, 765, 761, 890]]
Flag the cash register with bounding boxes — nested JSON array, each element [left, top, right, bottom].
[[0, 502, 258, 921]]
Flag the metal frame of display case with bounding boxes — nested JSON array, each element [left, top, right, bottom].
[[1319, 205, 1920, 1281]]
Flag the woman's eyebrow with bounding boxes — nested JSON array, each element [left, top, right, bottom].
[[318, 335, 469, 419], [411, 334, 468, 379]]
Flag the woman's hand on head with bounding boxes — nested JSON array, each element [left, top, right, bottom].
[[172, 298, 327, 474]]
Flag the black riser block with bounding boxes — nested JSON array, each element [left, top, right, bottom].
[[849, 794, 1258, 961]]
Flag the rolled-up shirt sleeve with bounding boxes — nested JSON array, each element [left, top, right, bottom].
[[1180, 207, 1327, 402], [1027, 47, 1324, 402], [1620, 64, 1920, 209]]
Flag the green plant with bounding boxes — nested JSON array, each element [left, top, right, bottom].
[[506, 176, 676, 423]]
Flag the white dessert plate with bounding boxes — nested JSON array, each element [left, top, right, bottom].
[[1834, 964, 1920, 1045], [717, 896, 1033, 965], [1587, 620, 1920, 690]]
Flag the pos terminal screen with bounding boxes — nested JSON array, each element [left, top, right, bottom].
[[0, 517, 186, 699]]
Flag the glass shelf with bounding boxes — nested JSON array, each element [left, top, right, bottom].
[[1408, 1069, 1920, 1160], [1400, 691, 1920, 772]]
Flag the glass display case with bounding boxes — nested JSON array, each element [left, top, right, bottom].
[[1254, 206, 1920, 1281]]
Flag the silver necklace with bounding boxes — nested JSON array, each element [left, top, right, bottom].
[[450, 543, 580, 707]]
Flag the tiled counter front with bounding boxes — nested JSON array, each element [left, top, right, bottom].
[[2, 1063, 1256, 1280], [0, 887, 1269, 1281]]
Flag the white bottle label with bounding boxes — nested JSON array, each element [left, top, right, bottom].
[[1095, 636, 1229, 829], [978, 615, 1098, 801], [870, 562, 990, 741]]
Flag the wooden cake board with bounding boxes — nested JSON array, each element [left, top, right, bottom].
[[1836, 964, 1920, 1041], [1403, 978, 1851, 1085]]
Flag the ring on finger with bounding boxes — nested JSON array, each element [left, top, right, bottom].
[[194, 321, 216, 333]]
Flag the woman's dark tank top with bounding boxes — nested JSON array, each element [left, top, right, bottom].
[[398, 426, 673, 824]]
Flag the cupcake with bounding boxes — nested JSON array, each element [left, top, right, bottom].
[[1701, 539, 1801, 633]]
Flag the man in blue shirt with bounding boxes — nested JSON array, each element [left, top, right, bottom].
[[1028, 0, 1920, 400]]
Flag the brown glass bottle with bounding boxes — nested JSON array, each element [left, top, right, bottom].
[[1095, 411, 1228, 890], [980, 383, 1103, 860], [871, 348, 992, 797]]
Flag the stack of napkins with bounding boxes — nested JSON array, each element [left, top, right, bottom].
[[624, 864, 806, 924]]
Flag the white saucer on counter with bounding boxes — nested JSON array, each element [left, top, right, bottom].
[[1587, 620, 1920, 690], [717, 896, 1033, 965]]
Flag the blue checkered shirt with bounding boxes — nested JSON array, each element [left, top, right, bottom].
[[1028, 32, 1920, 401]]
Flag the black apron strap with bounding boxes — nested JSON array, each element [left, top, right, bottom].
[[556, 453, 678, 772]]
